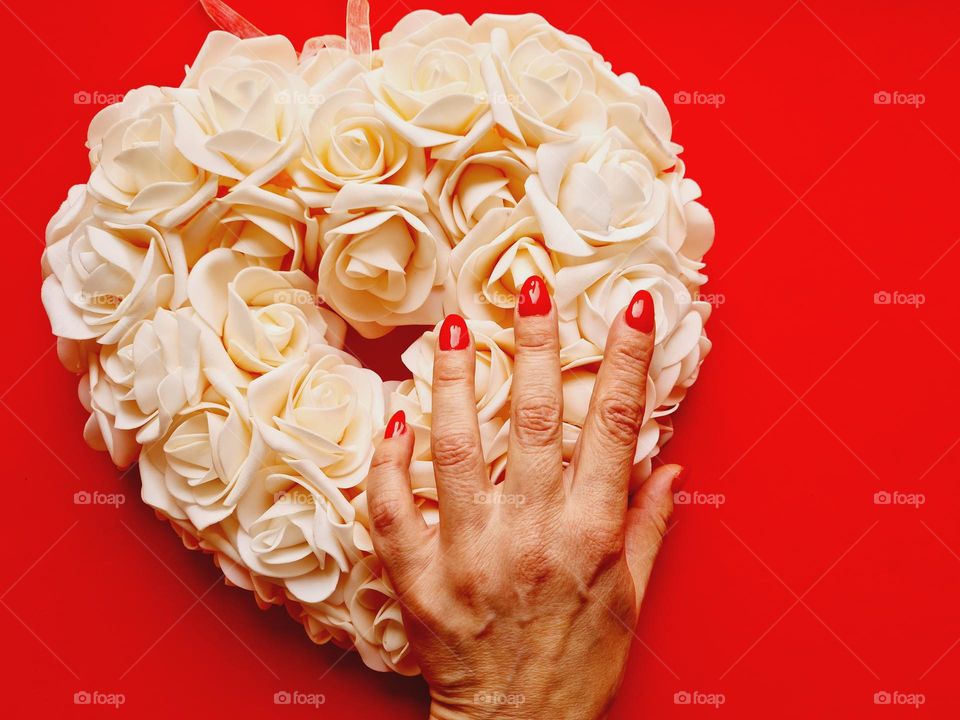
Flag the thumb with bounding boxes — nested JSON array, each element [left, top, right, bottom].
[[624, 463, 684, 612]]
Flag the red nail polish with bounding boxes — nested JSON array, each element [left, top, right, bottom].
[[438, 314, 469, 351], [384, 410, 406, 439], [517, 275, 551, 317], [625, 290, 655, 333]]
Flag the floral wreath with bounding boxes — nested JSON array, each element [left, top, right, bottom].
[[39, 0, 715, 675]]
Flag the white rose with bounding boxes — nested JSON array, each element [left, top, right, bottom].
[[555, 237, 712, 414], [450, 202, 561, 326], [187, 248, 346, 373], [318, 184, 450, 338], [291, 87, 426, 209], [139, 382, 262, 530], [181, 185, 319, 272], [235, 460, 358, 604], [344, 555, 418, 676], [366, 31, 491, 157], [78, 352, 139, 467], [479, 19, 608, 146], [100, 306, 249, 444], [379, 10, 471, 47], [528, 132, 668, 253], [658, 160, 716, 259], [41, 220, 186, 345], [44, 184, 95, 247], [169, 32, 306, 185], [424, 134, 530, 243], [401, 318, 513, 424], [248, 346, 385, 488], [86, 86, 217, 227], [297, 44, 365, 92]]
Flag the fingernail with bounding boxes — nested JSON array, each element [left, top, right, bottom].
[[517, 275, 551, 317], [384, 410, 406, 439], [671, 467, 687, 492], [439, 313, 469, 351], [625, 290, 655, 333]]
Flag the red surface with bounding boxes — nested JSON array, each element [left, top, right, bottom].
[[2, 0, 959, 717]]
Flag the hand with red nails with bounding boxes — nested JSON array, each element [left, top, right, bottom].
[[366, 276, 683, 720]]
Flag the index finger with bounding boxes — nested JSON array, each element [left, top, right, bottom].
[[572, 290, 655, 517]]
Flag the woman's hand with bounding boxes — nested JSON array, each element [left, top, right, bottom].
[[366, 277, 683, 720]]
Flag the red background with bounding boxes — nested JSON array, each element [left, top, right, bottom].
[[2, 0, 958, 717]]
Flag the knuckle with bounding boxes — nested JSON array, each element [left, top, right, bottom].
[[432, 358, 469, 388], [595, 392, 645, 446], [512, 537, 558, 587], [432, 429, 479, 474], [368, 491, 407, 536], [584, 521, 625, 559], [573, 518, 626, 576], [516, 325, 558, 354], [369, 447, 402, 475], [513, 393, 562, 447], [606, 334, 653, 378]]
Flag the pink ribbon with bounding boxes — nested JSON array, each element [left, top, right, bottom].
[[200, 0, 372, 61], [200, 0, 265, 38]]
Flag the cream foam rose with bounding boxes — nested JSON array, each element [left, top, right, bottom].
[[86, 87, 217, 228], [450, 201, 558, 326], [555, 238, 712, 415], [41, 220, 187, 346], [366, 27, 491, 158], [235, 460, 357, 604], [187, 248, 346, 373], [99, 306, 248, 444], [527, 132, 669, 252], [169, 32, 307, 185], [424, 132, 530, 244], [343, 555, 418, 676], [79, 352, 139, 468], [247, 345, 385, 487], [182, 185, 318, 272], [291, 87, 426, 209], [139, 380, 261, 531], [317, 184, 450, 337]]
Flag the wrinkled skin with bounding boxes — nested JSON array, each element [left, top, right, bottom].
[[367, 286, 682, 720]]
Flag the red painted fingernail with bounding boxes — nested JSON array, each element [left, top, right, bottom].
[[438, 314, 469, 351], [384, 410, 406, 439], [517, 275, 551, 317], [625, 290, 655, 333]]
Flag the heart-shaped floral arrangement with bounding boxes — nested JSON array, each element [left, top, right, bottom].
[[40, 0, 714, 675]]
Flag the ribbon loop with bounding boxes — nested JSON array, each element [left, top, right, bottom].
[[200, 0, 266, 38]]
